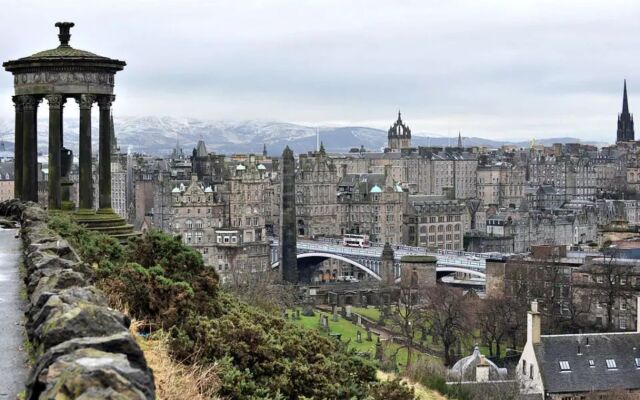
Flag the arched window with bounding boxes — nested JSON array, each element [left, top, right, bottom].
[[186, 219, 193, 229], [437, 225, 444, 232], [429, 226, 436, 233], [195, 219, 203, 229]]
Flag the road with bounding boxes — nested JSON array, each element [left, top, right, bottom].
[[0, 228, 27, 399]]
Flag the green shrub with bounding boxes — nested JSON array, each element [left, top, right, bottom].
[[49, 216, 415, 399]]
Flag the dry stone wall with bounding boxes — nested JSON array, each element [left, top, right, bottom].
[[0, 200, 155, 399]]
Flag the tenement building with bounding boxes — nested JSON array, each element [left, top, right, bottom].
[[404, 192, 465, 250], [336, 171, 405, 244], [295, 147, 339, 237]]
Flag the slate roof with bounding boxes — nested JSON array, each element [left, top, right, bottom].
[[535, 332, 640, 393], [0, 162, 14, 181]]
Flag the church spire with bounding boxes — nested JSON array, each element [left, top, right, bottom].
[[623, 79, 629, 114], [457, 131, 463, 148], [617, 79, 635, 143]]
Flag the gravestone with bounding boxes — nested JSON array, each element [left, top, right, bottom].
[[303, 303, 315, 317], [296, 309, 300, 320], [356, 330, 362, 343], [345, 305, 352, 318], [357, 314, 362, 326], [366, 327, 372, 342], [320, 315, 329, 331], [283, 310, 289, 320], [375, 337, 383, 360]]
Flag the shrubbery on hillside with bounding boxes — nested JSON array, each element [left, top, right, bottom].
[[48, 215, 414, 399]]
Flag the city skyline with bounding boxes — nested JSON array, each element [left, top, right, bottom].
[[1, 1, 640, 141]]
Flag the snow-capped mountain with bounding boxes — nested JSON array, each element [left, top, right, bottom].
[[0, 116, 605, 156]]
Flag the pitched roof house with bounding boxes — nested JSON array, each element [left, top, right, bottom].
[[517, 299, 640, 399]]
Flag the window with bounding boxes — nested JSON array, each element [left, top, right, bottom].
[[559, 361, 570, 371], [522, 360, 526, 374], [621, 301, 627, 311], [588, 360, 595, 368], [620, 317, 627, 330], [529, 365, 534, 379], [635, 358, 640, 368], [606, 359, 617, 369]]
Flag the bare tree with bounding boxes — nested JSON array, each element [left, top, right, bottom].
[[387, 268, 423, 368], [586, 246, 635, 330], [421, 285, 472, 366], [477, 296, 519, 358], [227, 265, 298, 311]]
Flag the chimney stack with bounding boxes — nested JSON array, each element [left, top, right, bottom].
[[476, 356, 490, 382], [527, 301, 541, 345]]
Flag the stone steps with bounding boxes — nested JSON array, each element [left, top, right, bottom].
[[71, 210, 139, 243]]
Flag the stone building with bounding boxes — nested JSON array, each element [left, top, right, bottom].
[[517, 301, 640, 399], [191, 139, 225, 186], [486, 248, 584, 334], [169, 173, 270, 284], [0, 162, 14, 202], [571, 260, 640, 331], [336, 172, 405, 244], [295, 147, 339, 237], [404, 193, 465, 250], [476, 162, 525, 207]]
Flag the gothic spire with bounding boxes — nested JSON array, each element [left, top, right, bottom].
[[617, 79, 635, 142], [623, 79, 629, 114], [458, 131, 463, 148]]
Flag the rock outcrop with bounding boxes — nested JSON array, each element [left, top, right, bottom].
[[0, 200, 155, 399]]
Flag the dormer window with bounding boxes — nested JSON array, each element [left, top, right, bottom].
[[635, 358, 640, 368], [606, 359, 617, 369], [559, 361, 571, 371], [588, 360, 595, 368]]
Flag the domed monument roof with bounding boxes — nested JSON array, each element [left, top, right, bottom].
[[3, 22, 125, 96], [449, 346, 507, 382], [4, 22, 125, 68]]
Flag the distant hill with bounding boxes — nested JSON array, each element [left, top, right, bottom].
[[0, 116, 608, 156]]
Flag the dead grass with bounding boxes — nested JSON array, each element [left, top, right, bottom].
[[129, 319, 221, 400], [377, 371, 447, 400]]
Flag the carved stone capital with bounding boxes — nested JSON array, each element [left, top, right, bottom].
[[97, 95, 115, 111], [12, 95, 25, 111], [76, 94, 96, 110], [45, 94, 66, 109], [21, 96, 41, 111]]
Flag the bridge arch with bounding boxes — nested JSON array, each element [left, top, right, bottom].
[[436, 266, 486, 279], [271, 252, 382, 280]]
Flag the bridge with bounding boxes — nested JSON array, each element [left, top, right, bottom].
[[269, 238, 489, 282]]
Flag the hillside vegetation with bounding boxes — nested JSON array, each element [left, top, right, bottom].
[[48, 214, 415, 399]]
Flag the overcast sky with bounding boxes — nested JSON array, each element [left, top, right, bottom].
[[1, 0, 640, 141]]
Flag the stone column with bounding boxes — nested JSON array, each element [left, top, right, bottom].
[[97, 96, 114, 213], [46, 94, 65, 210], [21, 95, 40, 202], [12, 96, 24, 199], [280, 146, 298, 283], [77, 94, 96, 210]]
